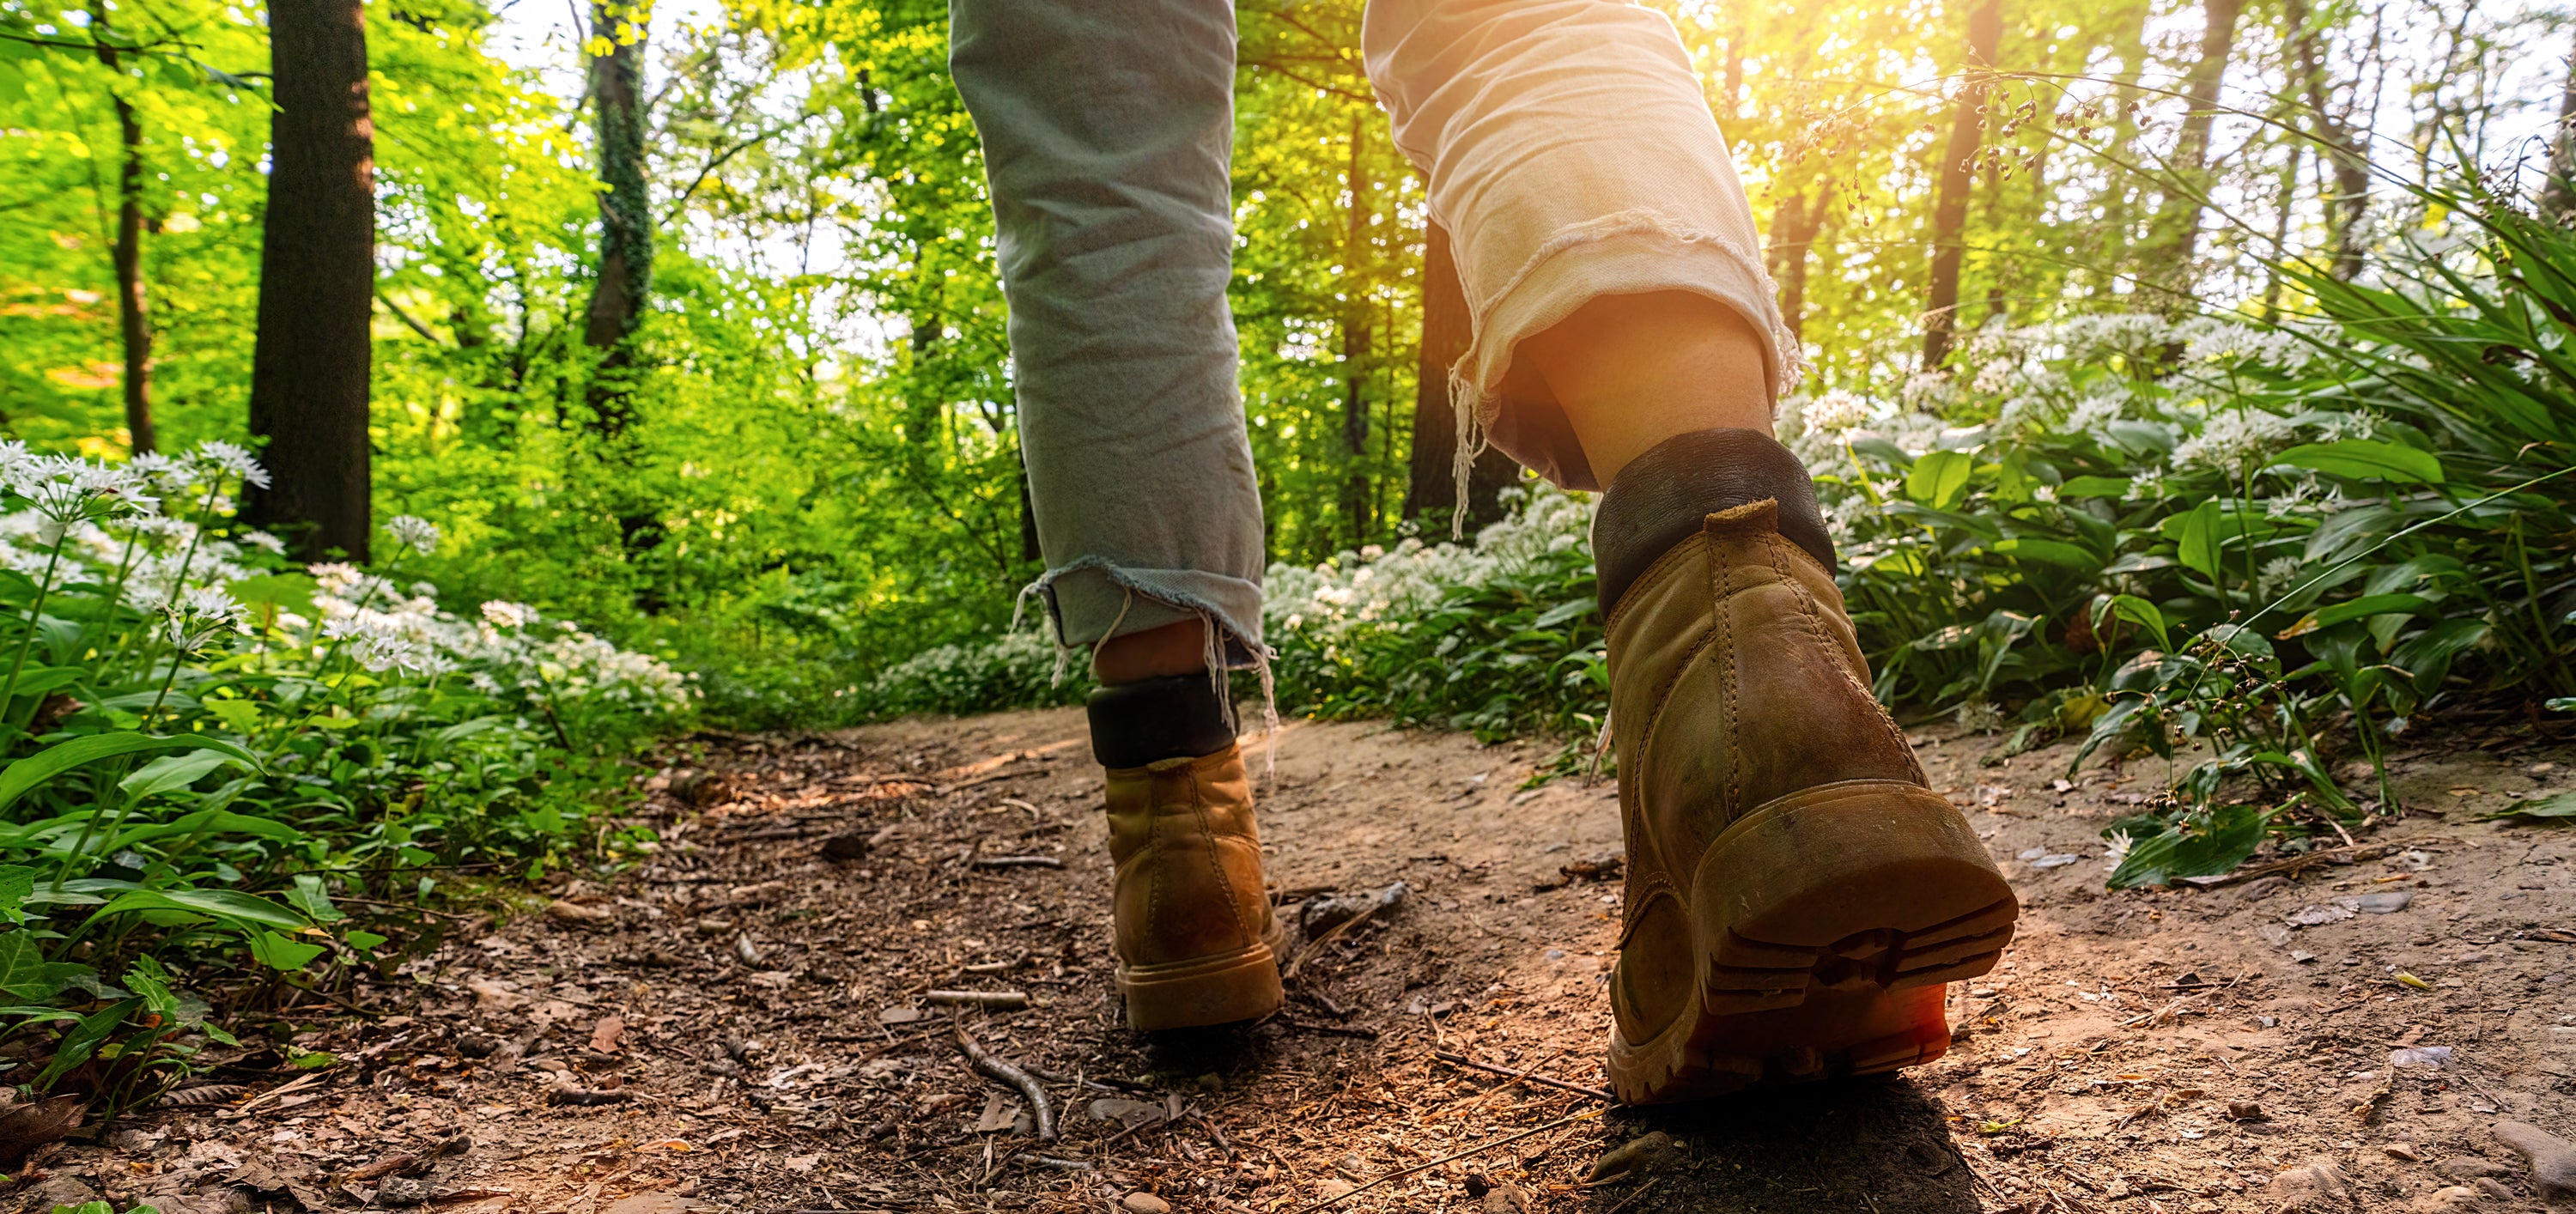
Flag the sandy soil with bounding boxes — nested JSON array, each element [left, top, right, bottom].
[[14, 707, 2576, 1214]]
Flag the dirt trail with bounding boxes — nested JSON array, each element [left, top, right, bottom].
[[18, 707, 2576, 1214]]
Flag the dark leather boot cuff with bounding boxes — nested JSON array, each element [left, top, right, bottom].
[[1087, 673, 1236, 768], [1592, 428, 1837, 617]]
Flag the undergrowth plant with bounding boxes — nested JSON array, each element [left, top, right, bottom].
[[0, 444, 691, 1115], [865, 173, 2575, 889]]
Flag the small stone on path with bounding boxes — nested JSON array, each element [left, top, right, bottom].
[[1121, 1193, 1171, 1214]]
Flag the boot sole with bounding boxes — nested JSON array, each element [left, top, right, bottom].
[[1608, 780, 2019, 1103], [1117, 921, 1285, 1031]]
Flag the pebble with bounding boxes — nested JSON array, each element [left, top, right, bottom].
[[1121, 1193, 1171, 1214], [2433, 1156, 2512, 1181]]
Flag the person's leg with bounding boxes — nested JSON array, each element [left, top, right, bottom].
[[951, 0, 1285, 1030], [1364, 0, 2019, 1103]]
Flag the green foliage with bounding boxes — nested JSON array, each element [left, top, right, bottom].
[[0, 444, 687, 1114]]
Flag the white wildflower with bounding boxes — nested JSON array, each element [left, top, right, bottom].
[[239, 530, 287, 555], [482, 600, 536, 629], [2123, 469, 2167, 501], [190, 440, 271, 490], [385, 514, 440, 557], [1954, 700, 2004, 733], [1801, 389, 1874, 433], [2172, 409, 2296, 475]]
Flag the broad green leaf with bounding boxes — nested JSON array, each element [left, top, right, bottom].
[[2176, 501, 2225, 580], [2480, 790, 2576, 824], [122, 956, 179, 1022], [345, 930, 388, 951], [2106, 804, 2269, 889], [118, 750, 249, 800], [202, 698, 261, 734], [1992, 538, 2102, 571], [2056, 475, 2135, 499], [0, 865, 33, 926], [105, 808, 302, 854], [2273, 440, 2445, 484], [1905, 450, 1973, 510], [247, 931, 326, 971], [0, 933, 96, 1003], [34, 998, 137, 1089], [0, 734, 259, 815], [2097, 594, 2172, 650], [289, 875, 346, 923], [2277, 593, 2435, 637], [96, 889, 305, 932], [227, 573, 319, 616]]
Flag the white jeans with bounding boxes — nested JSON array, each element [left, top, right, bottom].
[[951, 0, 1786, 660]]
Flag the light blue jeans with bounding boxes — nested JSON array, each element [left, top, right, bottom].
[[951, 0, 1788, 669]]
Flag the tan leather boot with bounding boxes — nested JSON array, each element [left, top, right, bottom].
[[1594, 430, 2019, 1103], [1090, 673, 1282, 1030], [1103, 744, 1285, 1029]]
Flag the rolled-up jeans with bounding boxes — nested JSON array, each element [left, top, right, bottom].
[[951, 0, 1789, 665]]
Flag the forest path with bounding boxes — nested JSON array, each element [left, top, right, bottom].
[[41, 707, 2576, 1214]]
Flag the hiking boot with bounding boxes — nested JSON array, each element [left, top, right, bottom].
[[1593, 429, 2019, 1103], [1091, 674, 1285, 1030]]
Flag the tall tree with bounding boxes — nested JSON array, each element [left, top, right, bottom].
[[2284, 0, 2372, 275], [1403, 223, 1516, 531], [88, 2, 155, 454], [1341, 114, 1375, 548], [2142, 0, 2246, 304], [1921, 0, 2002, 370], [581, 0, 653, 439], [241, 0, 374, 561], [1765, 178, 1836, 343], [2539, 23, 2576, 226]]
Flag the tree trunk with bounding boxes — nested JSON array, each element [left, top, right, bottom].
[[1920, 0, 2002, 371], [1402, 223, 1515, 531], [1765, 179, 1834, 343], [2144, 0, 2245, 303], [90, 5, 154, 454], [2093, 0, 2154, 298], [2540, 25, 2576, 225], [1340, 114, 1374, 549], [241, 0, 374, 562], [2285, 0, 2372, 273], [581, 0, 652, 437]]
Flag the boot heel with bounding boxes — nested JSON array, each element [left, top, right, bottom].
[[1608, 780, 2019, 1103], [1117, 939, 1284, 1031], [1698, 780, 2018, 1011]]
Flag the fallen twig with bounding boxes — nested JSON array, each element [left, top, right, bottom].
[[1282, 896, 1395, 981], [927, 989, 1030, 1010], [1431, 1049, 1616, 1103], [970, 856, 1065, 870], [954, 1020, 1057, 1141], [1286, 1107, 1606, 1214], [222, 1072, 325, 1119]]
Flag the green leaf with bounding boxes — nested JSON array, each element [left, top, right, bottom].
[[0, 933, 96, 1003], [2056, 475, 2135, 499], [2098, 594, 2172, 650], [34, 998, 137, 1090], [121, 956, 179, 1023], [1905, 450, 1974, 510], [0, 734, 260, 816], [2106, 805, 2269, 889], [344, 930, 388, 951], [246, 931, 325, 971], [118, 750, 248, 800], [202, 698, 261, 734], [288, 875, 346, 924], [2480, 791, 2576, 824], [95, 889, 306, 932], [2274, 440, 2446, 484], [1992, 538, 2102, 572], [105, 808, 302, 855], [0, 865, 33, 926], [2176, 501, 2225, 580], [2277, 593, 2436, 637]]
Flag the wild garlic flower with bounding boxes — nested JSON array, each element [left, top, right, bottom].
[[385, 515, 440, 557], [162, 586, 249, 653], [482, 600, 536, 629], [239, 530, 287, 555], [2170, 409, 2295, 476], [1801, 389, 1874, 434], [191, 440, 271, 490], [19, 457, 156, 543]]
